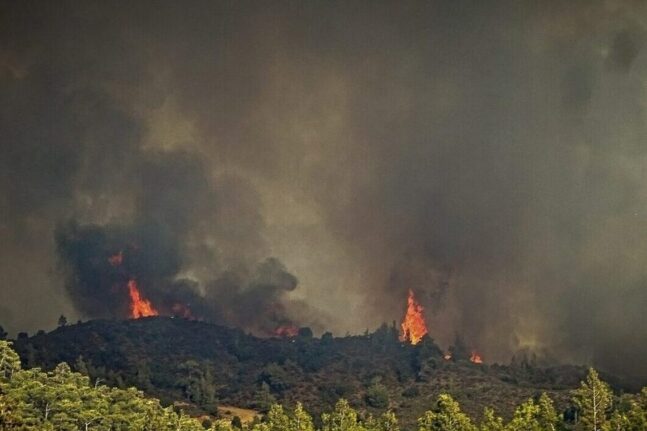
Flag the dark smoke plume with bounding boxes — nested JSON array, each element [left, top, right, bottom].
[[53, 148, 308, 333], [1, 0, 647, 378]]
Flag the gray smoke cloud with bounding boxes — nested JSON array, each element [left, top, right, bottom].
[[1, 0, 647, 377]]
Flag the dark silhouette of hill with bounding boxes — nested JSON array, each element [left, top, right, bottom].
[[11, 317, 600, 427]]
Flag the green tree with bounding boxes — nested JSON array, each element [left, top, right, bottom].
[[608, 388, 647, 431], [418, 394, 477, 431], [252, 382, 277, 413], [0, 340, 21, 380], [505, 398, 540, 431], [536, 393, 558, 431], [572, 368, 613, 431], [479, 407, 503, 431], [232, 415, 243, 430], [0, 341, 214, 431], [365, 383, 389, 408], [322, 399, 366, 431], [291, 402, 315, 431], [375, 411, 399, 431]]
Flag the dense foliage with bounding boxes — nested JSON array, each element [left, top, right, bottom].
[[11, 317, 613, 427], [0, 340, 647, 431], [0, 340, 222, 430], [3, 338, 647, 431]]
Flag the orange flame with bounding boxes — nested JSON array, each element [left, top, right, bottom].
[[127, 279, 158, 318], [470, 351, 483, 364], [274, 325, 299, 338], [399, 289, 428, 345]]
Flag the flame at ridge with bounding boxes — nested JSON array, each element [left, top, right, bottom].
[[127, 279, 158, 318], [399, 289, 428, 345], [470, 351, 483, 364], [274, 324, 299, 338]]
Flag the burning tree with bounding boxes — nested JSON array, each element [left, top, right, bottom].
[[399, 289, 428, 345]]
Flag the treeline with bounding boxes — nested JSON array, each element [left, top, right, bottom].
[[2, 340, 647, 431]]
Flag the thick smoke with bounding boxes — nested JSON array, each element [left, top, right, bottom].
[[53, 149, 308, 334], [1, 0, 647, 377]]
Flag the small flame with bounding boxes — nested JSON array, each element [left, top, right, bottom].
[[127, 279, 158, 318], [470, 351, 483, 364], [444, 353, 452, 361], [274, 325, 299, 338], [108, 251, 123, 267], [399, 289, 429, 345]]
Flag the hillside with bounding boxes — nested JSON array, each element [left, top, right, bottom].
[[11, 317, 591, 428]]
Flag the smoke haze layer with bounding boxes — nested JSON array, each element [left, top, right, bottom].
[[1, 0, 647, 377]]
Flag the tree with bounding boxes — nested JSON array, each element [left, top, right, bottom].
[[232, 415, 243, 429], [0, 340, 21, 380], [375, 411, 399, 431], [57, 315, 67, 328], [418, 394, 477, 431], [536, 393, 558, 431], [298, 327, 314, 338], [0, 325, 7, 340], [365, 383, 390, 408], [252, 382, 277, 413], [479, 408, 503, 431], [608, 388, 647, 431], [572, 368, 613, 431], [322, 399, 366, 431], [291, 402, 315, 431], [0, 341, 215, 431], [505, 398, 541, 431]]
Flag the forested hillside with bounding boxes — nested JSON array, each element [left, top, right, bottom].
[[7, 317, 613, 428], [2, 339, 647, 430]]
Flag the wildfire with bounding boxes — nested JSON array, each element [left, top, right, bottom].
[[127, 279, 158, 318], [444, 353, 452, 361], [399, 289, 428, 345], [470, 351, 483, 364], [274, 325, 299, 338]]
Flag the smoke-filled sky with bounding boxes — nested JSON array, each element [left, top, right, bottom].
[[1, 0, 647, 377]]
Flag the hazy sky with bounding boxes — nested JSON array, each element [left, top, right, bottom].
[[1, 0, 647, 377]]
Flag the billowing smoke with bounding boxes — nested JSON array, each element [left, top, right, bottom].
[[2, 0, 647, 377], [53, 149, 308, 334]]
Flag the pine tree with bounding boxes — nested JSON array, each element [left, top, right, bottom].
[[418, 394, 476, 431], [57, 315, 67, 328], [505, 398, 541, 431], [376, 411, 399, 431], [479, 407, 503, 431], [0, 340, 21, 380], [536, 393, 558, 431], [291, 402, 315, 431], [572, 368, 613, 431], [322, 399, 366, 431]]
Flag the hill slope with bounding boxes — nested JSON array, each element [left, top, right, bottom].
[[12, 317, 589, 428]]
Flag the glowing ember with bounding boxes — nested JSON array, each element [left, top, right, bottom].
[[108, 251, 123, 266], [399, 289, 428, 345], [127, 279, 158, 318], [274, 325, 299, 337], [470, 351, 483, 364]]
